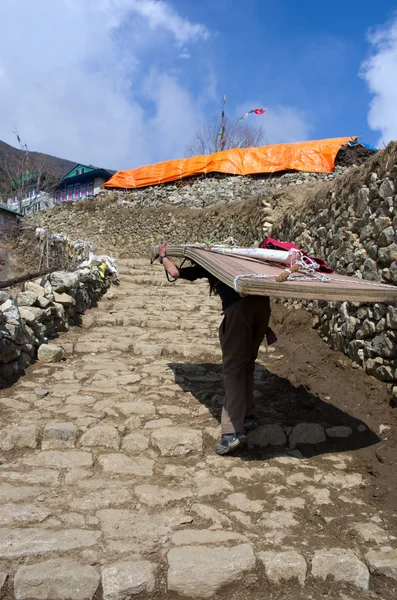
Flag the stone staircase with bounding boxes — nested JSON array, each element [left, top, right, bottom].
[[0, 258, 395, 599]]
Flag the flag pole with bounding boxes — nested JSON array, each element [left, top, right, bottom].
[[220, 95, 226, 151]]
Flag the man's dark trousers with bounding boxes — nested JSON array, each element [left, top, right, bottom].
[[219, 295, 270, 434]]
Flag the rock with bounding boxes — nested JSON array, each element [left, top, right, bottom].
[[311, 548, 369, 590], [259, 550, 307, 586], [366, 548, 397, 581], [225, 492, 264, 513], [23, 450, 93, 469], [378, 243, 397, 266], [326, 426, 353, 438], [24, 281, 46, 297], [42, 422, 77, 450], [171, 529, 246, 546], [371, 333, 397, 359], [35, 389, 49, 398], [37, 344, 65, 363], [36, 295, 52, 308], [0, 425, 39, 451], [53, 291, 76, 306], [1, 301, 21, 323], [247, 424, 286, 446], [0, 338, 20, 364], [98, 453, 154, 476], [135, 484, 193, 507], [167, 544, 256, 598], [101, 561, 156, 600], [151, 427, 203, 456], [16, 291, 38, 307], [80, 425, 120, 450], [133, 342, 162, 356], [50, 271, 79, 293], [0, 503, 51, 526], [289, 423, 326, 446], [0, 571, 7, 592], [386, 306, 397, 329], [19, 306, 45, 324], [379, 178, 395, 199], [121, 432, 149, 453], [378, 226, 395, 247], [361, 258, 380, 281], [0, 528, 100, 558], [14, 559, 100, 599], [355, 187, 370, 217]]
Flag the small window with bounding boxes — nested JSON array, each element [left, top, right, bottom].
[[55, 191, 61, 203], [74, 185, 80, 199], [67, 187, 73, 200], [87, 183, 93, 196], [62, 189, 67, 202], [80, 185, 87, 198]]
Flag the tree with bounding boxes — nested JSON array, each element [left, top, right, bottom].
[[185, 116, 266, 157]]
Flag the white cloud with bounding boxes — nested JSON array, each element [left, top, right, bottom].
[[0, 0, 211, 170], [235, 102, 313, 145], [360, 16, 397, 146]]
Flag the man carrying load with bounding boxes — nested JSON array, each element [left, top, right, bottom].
[[158, 241, 273, 456]]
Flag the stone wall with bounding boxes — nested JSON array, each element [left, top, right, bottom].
[[274, 142, 397, 397], [29, 195, 267, 257], [0, 248, 116, 387], [98, 167, 347, 210]]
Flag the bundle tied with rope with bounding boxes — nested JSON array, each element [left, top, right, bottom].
[[152, 238, 397, 304]]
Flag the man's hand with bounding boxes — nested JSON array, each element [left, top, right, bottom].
[[159, 241, 167, 257]]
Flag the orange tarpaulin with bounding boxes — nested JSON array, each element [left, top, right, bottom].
[[104, 136, 355, 190]]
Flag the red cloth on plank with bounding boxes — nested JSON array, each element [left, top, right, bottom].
[[261, 238, 334, 274]]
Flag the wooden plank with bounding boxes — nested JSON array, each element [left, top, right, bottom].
[[153, 245, 397, 303]]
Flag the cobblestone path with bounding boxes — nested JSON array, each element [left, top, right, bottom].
[[0, 259, 396, 599]]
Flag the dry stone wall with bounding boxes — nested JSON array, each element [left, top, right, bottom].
[[0, 243, 116, 387], [274, 142, 397, 397], [29, 195, 266, 257]]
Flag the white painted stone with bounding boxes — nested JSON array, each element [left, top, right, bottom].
[[102, 560, 156, 600], [167, 544, 256, 598], [42, 422, 77, 450], [259, 550, 307, 586], [14, 559, 100, 600], [311, 548, 369, 590]]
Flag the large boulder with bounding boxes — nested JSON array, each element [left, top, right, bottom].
[[50, 271, 79, 293]]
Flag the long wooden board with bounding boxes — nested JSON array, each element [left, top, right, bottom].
[[153, 245, 397, 303]]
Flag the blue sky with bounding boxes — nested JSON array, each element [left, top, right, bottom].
[[0, 0, 396, 169]]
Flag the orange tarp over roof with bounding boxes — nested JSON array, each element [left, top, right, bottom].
[[104, 136, 355, 190]]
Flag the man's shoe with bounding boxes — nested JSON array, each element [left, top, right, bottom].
[[244, 415, 258, 431], [216, 433, 247, 456]]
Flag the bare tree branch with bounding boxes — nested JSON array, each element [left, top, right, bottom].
[[185, 116, 266, 157]]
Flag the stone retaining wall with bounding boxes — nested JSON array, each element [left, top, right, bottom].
[[274, 142, 397, 398], [0, 247, 116, 387]]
